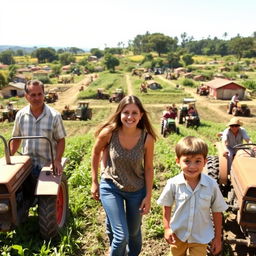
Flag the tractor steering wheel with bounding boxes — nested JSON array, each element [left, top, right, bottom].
[[233, 143, 256, 157]]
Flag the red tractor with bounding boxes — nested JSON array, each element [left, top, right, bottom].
[[0, 135, 69, 239], [205, 139, 256, 250]]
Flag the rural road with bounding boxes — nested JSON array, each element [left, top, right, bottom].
[[51, 75, 94, 112], [126, 74, 133, 95]]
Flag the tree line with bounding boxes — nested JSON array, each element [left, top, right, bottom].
[[1, 31, 256, 65]]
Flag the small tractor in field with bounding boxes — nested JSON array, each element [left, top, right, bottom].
[[131, 68, 146, 77], [196, 84, 209, 96], [61, 101, 92, 121], [0, 102, 19, 122], [145, 80, 162, 90], [205, 140, 256, 248], [140, 82, 148, 93], [109, 89, 125, 103], [58, 74, 74, 84], [177, 98, 200, 128], [0, 135, 69, 239], [161, 118, 179, 137], [45, 91, 58, 103], [227, 102, 251, 117], [165, 72, 179, 80], [143, 73, 153, 81], [97, 88, 110, 100]]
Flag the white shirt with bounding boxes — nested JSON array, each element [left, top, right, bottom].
[[222, 127, 250, 148], [157, 172, 228, 244]]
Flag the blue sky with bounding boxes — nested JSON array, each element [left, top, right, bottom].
[[0, 0, 255, 50]]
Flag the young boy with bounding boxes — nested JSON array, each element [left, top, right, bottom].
[[157, 136, 228, 256]]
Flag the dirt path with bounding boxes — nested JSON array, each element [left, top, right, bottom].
[[51, 75, 93, 112], [126, 73, 133, 95]]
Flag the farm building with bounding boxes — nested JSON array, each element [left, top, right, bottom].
[[0, 64, 8, 69], [204, 78, 245, 100], [0, 82, 25, 98], [194, 75, 207, 81], [174, 67, 187, 74], [184, 73, 194, 79], [13, 74, 27, 84], [88, 55, 98, 62]]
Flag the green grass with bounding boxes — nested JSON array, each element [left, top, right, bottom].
[[78, 71, 126, 99]]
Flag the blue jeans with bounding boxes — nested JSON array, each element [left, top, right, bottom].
[[100, 179, 146, 256], [227, 147, 236, 172]]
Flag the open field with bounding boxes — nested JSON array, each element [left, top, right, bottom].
[[1, 70, 256, 255]]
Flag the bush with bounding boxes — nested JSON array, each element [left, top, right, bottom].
[[182, 78, 195, 87], [242, 80, 256, 90], [35, 76, 51, 84]]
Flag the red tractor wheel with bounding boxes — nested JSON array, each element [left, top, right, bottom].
[[38, 174, 69, 239]]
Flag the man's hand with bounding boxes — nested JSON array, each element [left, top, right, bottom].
[[51, 160, 63, 176]]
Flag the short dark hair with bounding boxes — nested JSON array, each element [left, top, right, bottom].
[[175, 136, 208, 159], [25, 80, 44, 94]]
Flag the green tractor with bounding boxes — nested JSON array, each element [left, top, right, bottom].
[[61, 101, 92, 121], [75, 101, 92, 120]]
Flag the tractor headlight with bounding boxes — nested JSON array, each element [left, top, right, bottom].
[[245, 201, 256, 213], [0, 203, 9, 213]]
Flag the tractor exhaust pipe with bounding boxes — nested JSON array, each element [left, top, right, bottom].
[[0, 135, 11, 164]]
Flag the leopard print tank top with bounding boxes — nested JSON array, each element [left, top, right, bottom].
[[101, 130, 146, 192]]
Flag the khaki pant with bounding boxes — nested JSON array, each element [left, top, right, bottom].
[[169, 236, 207, 256]]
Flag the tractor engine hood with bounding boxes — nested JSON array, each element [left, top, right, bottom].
[[232, 149, 256, 194], [231, 149, 256, 207]]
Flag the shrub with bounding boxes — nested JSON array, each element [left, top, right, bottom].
[[242, 80, 256, 90], [182, 78, 195, 87]]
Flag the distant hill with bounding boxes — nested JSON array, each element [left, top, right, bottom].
[[0, 45, 90, 54], [0, 45, 37, 54]]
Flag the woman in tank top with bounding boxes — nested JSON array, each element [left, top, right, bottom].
[[91, 95, 156, 256]]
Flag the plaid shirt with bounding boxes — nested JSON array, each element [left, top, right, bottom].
[[12, 104, 66, 168]]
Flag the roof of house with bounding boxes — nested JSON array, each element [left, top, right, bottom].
[[0, 64, 8, 69], [204, 78, 245, 89], [33, 70, 49, 74], [7, 82, 25, 90]]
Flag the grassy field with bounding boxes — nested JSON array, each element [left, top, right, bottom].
[[1, 68, 256, 255]]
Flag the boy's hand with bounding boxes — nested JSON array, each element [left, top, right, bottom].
[[164, 229, 176, 244], [210, 237, 222, 255]]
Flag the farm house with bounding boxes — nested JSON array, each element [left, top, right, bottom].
[[0, 82, 25, 98], [204, 78, 245, 100]]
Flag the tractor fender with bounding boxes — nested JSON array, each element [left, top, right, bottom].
[[35, 158, 67, 196], [215, 142, 228, 185]]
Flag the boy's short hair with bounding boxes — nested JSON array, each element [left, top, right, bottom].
[[175, 136, 208, 159]]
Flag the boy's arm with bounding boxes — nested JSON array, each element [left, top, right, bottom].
[[163, 206, 176, 244], [211, 212, 223, 255]]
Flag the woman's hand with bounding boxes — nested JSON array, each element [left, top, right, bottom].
[[91, 181, 100, 200], [139, 196, 151, 215]]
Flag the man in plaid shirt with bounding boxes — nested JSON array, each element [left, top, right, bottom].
[[10, 80, 66, 177]]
